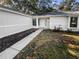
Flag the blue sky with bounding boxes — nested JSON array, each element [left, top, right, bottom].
[[56, 0, 79, 4]]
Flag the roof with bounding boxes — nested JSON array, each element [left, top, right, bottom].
[[63, 11, 79, 16], [1, 5, 79, 17], [32, 11, 68, 16], [32, 11, 79, 17]]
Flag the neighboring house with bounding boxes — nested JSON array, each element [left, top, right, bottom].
[[32, 11, 79, 32]]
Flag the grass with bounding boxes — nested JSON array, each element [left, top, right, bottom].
[[14, 30, 79, 59]]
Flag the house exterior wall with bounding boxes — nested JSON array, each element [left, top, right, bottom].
[[0, 10, 32, 38], [50, 16, 68, 31]]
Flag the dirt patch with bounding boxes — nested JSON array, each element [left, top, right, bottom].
[[14, 30, 79, 59]]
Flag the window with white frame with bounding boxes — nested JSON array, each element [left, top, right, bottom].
[[32, 18, 36, 26], [70, 17, 78, 27]]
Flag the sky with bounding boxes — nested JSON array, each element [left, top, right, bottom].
[[56, 0, 79, 4]]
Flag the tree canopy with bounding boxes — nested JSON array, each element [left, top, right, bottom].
[[1, 0, 39, 13], [59, 0, 79, 11], [9, 0, 55, 14], [1, 0, 79, 14]]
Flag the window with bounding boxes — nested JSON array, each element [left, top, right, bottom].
[[70, 17, 78, 27], [32, 18, 36, 26], [38, 18, 40, 26]]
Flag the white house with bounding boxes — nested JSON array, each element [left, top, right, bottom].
[[0, 6, 79, 59], [0, 6, 79, 39], [32, 11, 79, 32]]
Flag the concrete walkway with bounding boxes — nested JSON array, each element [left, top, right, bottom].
[[0, 29, 43, 59]]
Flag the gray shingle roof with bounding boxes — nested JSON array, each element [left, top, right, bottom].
[[32, 11, 68, 16]]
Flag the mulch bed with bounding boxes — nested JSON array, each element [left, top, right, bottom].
[[0, 28, 38, 53]]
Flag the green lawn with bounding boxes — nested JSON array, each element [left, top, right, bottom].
[[14, 30, 79, 59]]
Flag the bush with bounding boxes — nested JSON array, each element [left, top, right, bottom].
[[53, 26, 62, 32]]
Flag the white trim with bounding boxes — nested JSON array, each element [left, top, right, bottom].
[[68, 17, 71, 29], [36, 17, 39, 28]]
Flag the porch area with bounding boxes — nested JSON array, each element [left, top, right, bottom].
[[33, 17, 50, 29]]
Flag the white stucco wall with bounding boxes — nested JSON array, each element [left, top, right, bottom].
[[0, 9, 32, 38], [50, 16, 68, 31]]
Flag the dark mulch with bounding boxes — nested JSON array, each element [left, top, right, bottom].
[[0, 28, 38, 53]]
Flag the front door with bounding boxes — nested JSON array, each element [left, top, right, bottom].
[[40, 19, 45, 28], [45, 19, 50, 29], [39, 18, 50, 29]]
